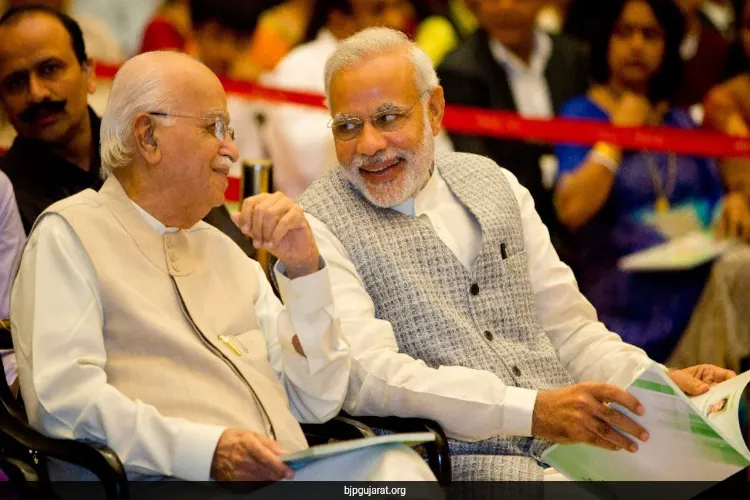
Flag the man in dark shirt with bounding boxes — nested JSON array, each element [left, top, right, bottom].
[[0, 6, 100, 233]]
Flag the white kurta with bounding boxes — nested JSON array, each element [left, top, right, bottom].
[[11, 200, 434, 482]]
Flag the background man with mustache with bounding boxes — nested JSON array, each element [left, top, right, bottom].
[[297, 27, 735, 481], [0, 5, 100, 234], [0, 5, 256, 257]]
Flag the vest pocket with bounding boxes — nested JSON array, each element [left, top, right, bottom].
[[229, 329, 268, 360]]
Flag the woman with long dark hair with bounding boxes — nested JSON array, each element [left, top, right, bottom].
[[554, 0, 750, 366]]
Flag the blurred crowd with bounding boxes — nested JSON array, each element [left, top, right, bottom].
[[1, 0, 750, 368]]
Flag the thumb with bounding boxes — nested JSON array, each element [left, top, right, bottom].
[[231, 212, 240, 225], [671, 370, 709, 396]]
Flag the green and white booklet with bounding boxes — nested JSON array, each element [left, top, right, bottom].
[[543, 363, 750, 482], [282, 432, 435, 471]]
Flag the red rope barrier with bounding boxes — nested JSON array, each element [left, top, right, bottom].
[[96, 61, 750, 159], [3, 60, 746, 161]]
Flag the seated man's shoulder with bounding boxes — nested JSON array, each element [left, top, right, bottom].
[[439, 152, 519, 189], [42, 188, 103, 217], [440, 150, 501, 169]]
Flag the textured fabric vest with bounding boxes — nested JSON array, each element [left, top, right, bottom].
[[31, 177, 308, 460], [299, 152, 574, 480]]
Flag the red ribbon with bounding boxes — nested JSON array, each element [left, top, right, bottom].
[[91, 61, 750, 159]]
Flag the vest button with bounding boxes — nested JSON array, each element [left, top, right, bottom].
[[484, 330, 493, 341], [512, 366, 522, 377], [470, 283, 479, 295]]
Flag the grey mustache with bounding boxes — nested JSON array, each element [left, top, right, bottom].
[[351, 151, 408, 169]]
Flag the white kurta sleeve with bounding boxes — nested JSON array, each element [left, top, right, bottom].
[[252, 259, 350, 423]]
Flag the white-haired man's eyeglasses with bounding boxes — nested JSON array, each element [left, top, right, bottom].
[[148, 112, 235, 142]]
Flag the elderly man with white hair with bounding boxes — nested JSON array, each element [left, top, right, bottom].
[[9, 50, 436, 484], [296, 27, 737, 481]]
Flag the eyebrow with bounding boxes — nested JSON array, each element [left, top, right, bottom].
[[373, 102, 405, 114], [1, 57, 64, 85], [332, 101, 408, 122], [202, 109, 230, 122], [332, 112, 359, 122]]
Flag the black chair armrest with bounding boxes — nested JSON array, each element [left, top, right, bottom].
[[301, 415, 375, 446], [0, 320, 13, 350], [0, 410, 128, 500], [0, 456, 42, 498], [340, 414, 452, 486]]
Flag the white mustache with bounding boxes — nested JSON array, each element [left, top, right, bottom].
[[351, 150, 411, 170], [213, 157, 234, 169]]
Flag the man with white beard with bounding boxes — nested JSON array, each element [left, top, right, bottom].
[[296, 27, 736, 482]]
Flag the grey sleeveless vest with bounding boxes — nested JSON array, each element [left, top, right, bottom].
[[299, 152, 574, 480]]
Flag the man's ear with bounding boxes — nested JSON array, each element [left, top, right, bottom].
[[133, 114, 162, 166], [82, 59, 97, 94], [427, 86, 445, 136]]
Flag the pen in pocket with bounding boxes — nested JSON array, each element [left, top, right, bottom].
[[500, 243, 509, 260]]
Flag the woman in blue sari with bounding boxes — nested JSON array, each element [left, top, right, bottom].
[[554, 0, 750, 363]]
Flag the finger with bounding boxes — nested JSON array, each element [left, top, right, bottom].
[[596, 403, 649, 442], [237, 198, 256, 234], [235, 460, 278, 482], [669, 370, 709, 396], [584, 429, 621, 452], [268, 210, 301, 250], [247, 437, 294, 480], [588, 419, 636, 451], [251, 197, 277, 248], [713, 367, 737, 382], [261, 198, 291, 245], [239, 194, 272, 231], [254, 434, 288, 456], [593, 384, 645, 416]]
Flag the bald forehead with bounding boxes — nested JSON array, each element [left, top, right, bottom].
[[121, 53, 228, 115]]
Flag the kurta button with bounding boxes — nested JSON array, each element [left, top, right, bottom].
[[512, 366, 522, 377], [173, 263, 181, 272], [484, 331, 493, 341], [470, 283, 479, 295]]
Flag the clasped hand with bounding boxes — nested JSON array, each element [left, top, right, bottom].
[[232, 192, 320, 279]]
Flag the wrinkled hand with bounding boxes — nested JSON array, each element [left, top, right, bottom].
[[717, 192, 750, 242], [210, 428, 293, 481], [668, 365, 736, 396], [611, 92, 653, 128], [532, 383, 649, 452], [232, 192, 320, 278]]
